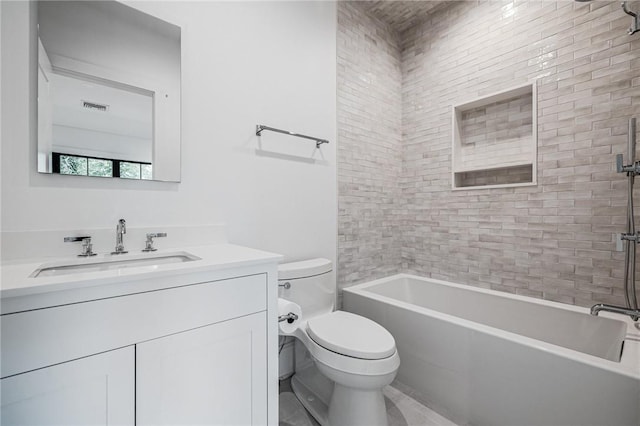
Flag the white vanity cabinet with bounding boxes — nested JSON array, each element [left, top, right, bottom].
[[137, 312, 267, 425], [1, 347, 135, 426], [1, 251, 280, 426]]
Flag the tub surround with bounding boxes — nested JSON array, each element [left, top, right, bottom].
[[344, 274, 640, 426], [338, 0, 640, 307], [400, 0, 640, 307], [337, 1, 403, 288]]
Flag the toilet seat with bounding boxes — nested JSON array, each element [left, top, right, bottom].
[[296, 325, 400, 376], [307, 311, 396, 360]]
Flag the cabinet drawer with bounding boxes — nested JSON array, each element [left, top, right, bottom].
[[1, 273, 266, 378]]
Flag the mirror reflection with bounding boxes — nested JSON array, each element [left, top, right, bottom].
[[37, 1, 181, 182]]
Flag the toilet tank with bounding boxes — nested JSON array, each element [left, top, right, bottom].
[[278, 258, 334, 320]]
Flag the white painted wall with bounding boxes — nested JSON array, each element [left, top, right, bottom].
[[1, 1, 337, 266]]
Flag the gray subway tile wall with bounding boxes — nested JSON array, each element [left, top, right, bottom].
[[338, 1, 404, 294], [338, 0, 640, 307]]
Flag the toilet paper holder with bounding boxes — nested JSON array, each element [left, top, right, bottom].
[[278, 312, 298, 324]]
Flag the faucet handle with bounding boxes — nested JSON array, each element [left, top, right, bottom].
[[142, 233, 167, 252], [64, 236, 91, 243], [147, 232, 167, 238], [64, 236, 97, 257]]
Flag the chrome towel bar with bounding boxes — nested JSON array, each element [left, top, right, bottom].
[[256, 124, 329, 148]]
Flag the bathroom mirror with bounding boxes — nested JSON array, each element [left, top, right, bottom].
[[36, 1, 181, 182]]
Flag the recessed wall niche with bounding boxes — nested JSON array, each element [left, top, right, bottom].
[[452, 83, 537, 190]]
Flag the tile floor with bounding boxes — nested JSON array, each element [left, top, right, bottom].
[[279, 378, 457, 426]]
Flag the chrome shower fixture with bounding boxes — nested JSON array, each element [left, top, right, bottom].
[[622, 2, 639, 35], [597, 118, 640, 322]]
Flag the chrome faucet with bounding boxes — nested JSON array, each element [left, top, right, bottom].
[[64, 236, 97, 257], [590, 303, 639, 321], [111, 218, 128, 254], [142, 232, 167, 252]]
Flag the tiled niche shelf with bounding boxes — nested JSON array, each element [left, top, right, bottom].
[[452, 83, 537, 190]]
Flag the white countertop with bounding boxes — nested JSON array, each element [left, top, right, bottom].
[[1, 243, 283, 301]]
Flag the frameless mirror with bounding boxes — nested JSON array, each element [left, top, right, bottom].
[[37, 1, 181, 182]]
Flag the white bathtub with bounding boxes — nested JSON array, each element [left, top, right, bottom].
[[343, 274, 640, 426]]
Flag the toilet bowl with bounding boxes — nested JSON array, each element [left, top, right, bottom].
[[279, 259, 400, 426]]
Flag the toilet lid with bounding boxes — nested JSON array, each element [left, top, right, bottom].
[[306, 311, 396, 360]]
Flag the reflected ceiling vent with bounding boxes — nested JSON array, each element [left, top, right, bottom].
[[82, 100, 109, 112]]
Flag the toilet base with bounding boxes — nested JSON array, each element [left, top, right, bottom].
[[328, 383, 388, 426], [290, 365, 390, 426], [291, 366, 332, 426]]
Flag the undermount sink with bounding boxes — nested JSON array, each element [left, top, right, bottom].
[[31, 252, 201, 278]]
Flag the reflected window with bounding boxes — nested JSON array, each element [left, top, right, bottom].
[[141, 164, 153, 180], [120, 162, 141, 180], [59, 154, 87, 176], [88, 158, 112, 177], [53, 152, 151, 180]]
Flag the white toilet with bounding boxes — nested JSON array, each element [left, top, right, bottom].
[[278, 258, 400, 426]]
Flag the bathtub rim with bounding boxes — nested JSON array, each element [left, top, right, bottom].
[[343, 273, 640, 380]]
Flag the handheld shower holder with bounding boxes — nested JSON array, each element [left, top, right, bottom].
[[616, 118, 638, 174], [622, 2, 639, 35], [616, 155, 640, 175]]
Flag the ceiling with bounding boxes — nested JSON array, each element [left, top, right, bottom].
[[358, 1, 449, 34], [50, 72, 152, 140]]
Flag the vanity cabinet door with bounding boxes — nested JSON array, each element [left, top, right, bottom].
[[136, 311, 267, 426], [0, 346, 134, 426]]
